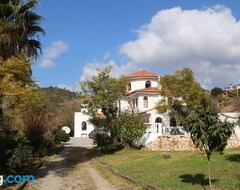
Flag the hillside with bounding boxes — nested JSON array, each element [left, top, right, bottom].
[[36, 87, 79, 111], [215, 96, 240, 113]]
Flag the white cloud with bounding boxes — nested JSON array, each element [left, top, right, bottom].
[[119, 6, 240, 88], [39, 59, 56, 68], [103, 52, 110, 60], [79, 60, 138, 81], [40, 40, 68, 68], [43, 41, 69, 59]]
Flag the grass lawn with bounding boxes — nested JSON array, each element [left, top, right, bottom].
[[95, 147, 240, 190]]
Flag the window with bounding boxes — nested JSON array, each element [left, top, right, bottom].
[[128, 82, 131, 91], [135, 97, 138, 108], [155, 117, 162, 123], [170, 118, 176, 127], [143, 96, 148, 108], [145, 80, 151, 88], [82, 121, 87, 130]]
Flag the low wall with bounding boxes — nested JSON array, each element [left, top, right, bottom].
[[146, 135, 240, 151]]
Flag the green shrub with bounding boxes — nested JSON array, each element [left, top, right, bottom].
[[111, 111, 146, 147], [7, 144, 33, 174], [93, 133, 112, 147], [54, 130, 70, 143]]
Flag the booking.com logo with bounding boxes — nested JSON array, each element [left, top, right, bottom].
[[0, 175, 35, 186]]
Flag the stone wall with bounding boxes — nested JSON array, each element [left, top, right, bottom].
[[146, 135, 240, 151], [226, 135, 240, 148], [146, 135, 196, 151]]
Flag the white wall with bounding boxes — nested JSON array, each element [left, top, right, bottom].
[[74, 112, 95, 137], [219, 112, 240, 138], [129, 79, 158, 92]]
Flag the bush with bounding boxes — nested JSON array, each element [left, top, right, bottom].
[[111, 111, 146, 147], [93, 133, 112, 147], [54, 130, 70, 143], [7, 144, 33, 174], [0, 119, 33, 174]]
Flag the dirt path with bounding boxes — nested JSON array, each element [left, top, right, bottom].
[[26, 137, 115, 190]]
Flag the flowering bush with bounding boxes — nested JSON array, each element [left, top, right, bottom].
[[111, 111, 146, 147]]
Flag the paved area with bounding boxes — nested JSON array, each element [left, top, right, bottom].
[[26, 137, 116, 190]]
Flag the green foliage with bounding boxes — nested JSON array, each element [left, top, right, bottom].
[[162, 152, 171, 160], [0, 0, 45, 59], [7, 144, 33, 174], [80, 66, 127, 122], [0, 118, 33, 174], [185, 106, 235, 189], [54, 130, 70, 143], [111, 111, 146, 147], [158, 68, 212, 125], [210, 87, 224, 97], [186, 106, 234, 153], [227, 89, 237, 98], [36, 87, 79, 112], [93, 133, 112, 147]]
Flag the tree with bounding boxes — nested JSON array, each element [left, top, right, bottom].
[[157, 68, 212, 124], [111, 111, 146, 147], [80, 66, 127, 124], [0, 0, 45, 59], [185, 106, 234, 190], [0, 0, 44, 128], [53, 99, 81, 136], [0, 55, 35, 128], [210, 87, 224, 97]]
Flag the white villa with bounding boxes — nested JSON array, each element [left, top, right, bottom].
[[74, 70, 240, 148], [74, 70, 184, 142]]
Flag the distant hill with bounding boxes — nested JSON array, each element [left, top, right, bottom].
[[215, 96, 240, 113], [36, 87, 79, 111]]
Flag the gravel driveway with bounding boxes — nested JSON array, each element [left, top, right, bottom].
[[26, 137, 116, 190]]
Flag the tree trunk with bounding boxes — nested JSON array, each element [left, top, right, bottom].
[[207, 155, 212, 190]]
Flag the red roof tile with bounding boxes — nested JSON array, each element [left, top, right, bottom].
[[128, 70, 158, 78], [126, 87, 158, 95], [96, 113, 106, 118]]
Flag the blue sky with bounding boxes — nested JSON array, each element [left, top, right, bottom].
[[33, 0, 240, 90]]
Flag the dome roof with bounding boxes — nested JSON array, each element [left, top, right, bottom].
[[128, 70, 158, 78]]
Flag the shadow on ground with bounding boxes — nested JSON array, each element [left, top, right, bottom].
[[179, 173, 219, 190], [225, 154, 240, 163], [34, 146, 96, 180]]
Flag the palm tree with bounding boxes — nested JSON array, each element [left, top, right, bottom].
[[0, 0, 45, 60], [0, 0, 45, 128]]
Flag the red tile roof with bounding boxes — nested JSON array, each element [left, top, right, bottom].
[[96, 113, 106, 118], [126, 87, 158, 95], [128, 70, 158, 78]]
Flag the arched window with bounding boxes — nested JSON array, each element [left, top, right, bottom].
[[170, 118, 176, 127], [145, 80, 151, 88], [82, 121, 87, 130], [155, 117, 162, 123], [128, 82, 131, 91], [143, 96, 148, 108]]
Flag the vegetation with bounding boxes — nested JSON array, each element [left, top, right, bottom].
[[80, 66, 127, 144], [93, 133, 112, 147], [54, 130, 70, 143], [185, 106, 235, 189], [96, 147, 240, 190], [111, 111, 146, 147], [210, 87, 224, 97], [80, 66, 127, 122], [157, 68, 212, 124]]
